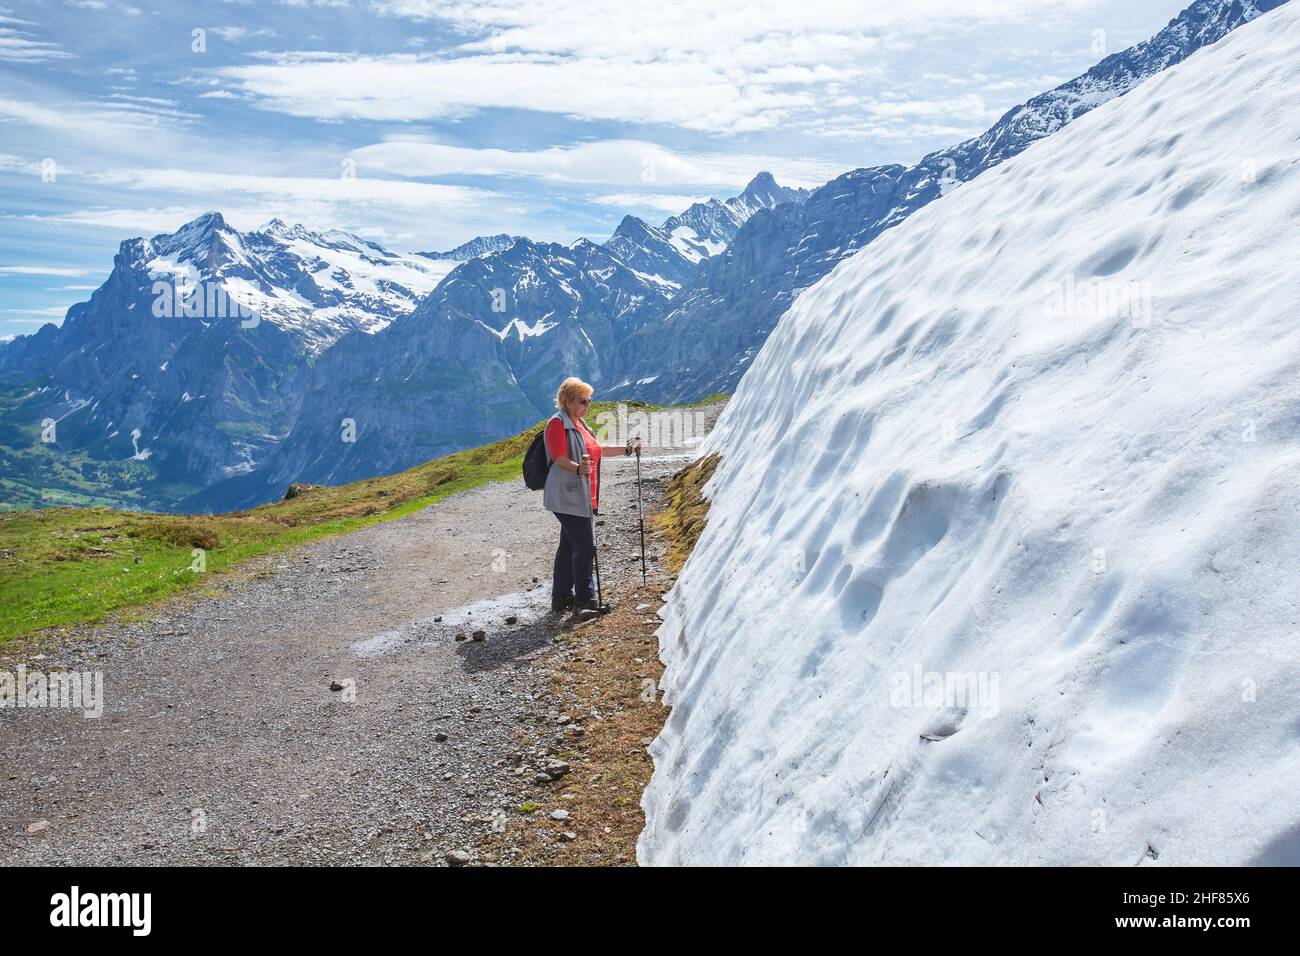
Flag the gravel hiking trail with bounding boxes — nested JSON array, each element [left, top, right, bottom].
[[0, 403, 722, 865]]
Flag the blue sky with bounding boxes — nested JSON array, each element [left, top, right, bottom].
[[0, 0, 1188, 341]]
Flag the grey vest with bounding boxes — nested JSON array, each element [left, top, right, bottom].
[[542, 410, 595, 517]]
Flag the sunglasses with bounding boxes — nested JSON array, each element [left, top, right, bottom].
[[575, 397, 592, 405]]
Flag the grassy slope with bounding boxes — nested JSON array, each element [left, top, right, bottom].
[[656, 452, 721, 573], [0, 399, 693, 645]]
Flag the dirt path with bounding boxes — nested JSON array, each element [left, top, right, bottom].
[[0, 407, 720, 866]]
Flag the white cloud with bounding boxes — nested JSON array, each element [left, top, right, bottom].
[[372, 0, 1067, 59], [219, 52, 817, 131], [86, 167, 493, 207], [211, 26, 278, 42], [868, 93, 998, 121], [593, 193, 710, 215], [219, 0, 1081, 133], [18, 206, 230, 234], [17, 196, 492, 241], [0, 306, 72, 318], [104, 93, 179, 107], [813, 122, 979, 142], [351, 139, 848, 189], [5, 156, 502, 251], [0, 152, 35, 172], [0, 265, 91, 276], [0, 23, 72, 62], [0, 94, 190, 137]]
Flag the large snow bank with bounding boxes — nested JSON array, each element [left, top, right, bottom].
[[641, 4, 1300, 866]]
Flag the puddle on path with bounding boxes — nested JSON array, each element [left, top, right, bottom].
[[352, 582, 554, 657]]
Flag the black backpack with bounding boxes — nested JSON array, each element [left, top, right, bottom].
[[522, 428, 551, 490]]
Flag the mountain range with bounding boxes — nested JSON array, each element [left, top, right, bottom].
[[0, 0, 1284, 513], [0, 215, 446, 509], [606, 0, 1288, 402], [0, 175, 800, 511], [177, 173, 806, 510]]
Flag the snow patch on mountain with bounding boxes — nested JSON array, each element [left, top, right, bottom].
[[135, 213, 448, 352], [640, 4, 1300, 866], [483, 316, 558, 341]]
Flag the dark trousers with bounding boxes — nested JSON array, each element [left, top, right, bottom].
[[553, 511, 596, 606]]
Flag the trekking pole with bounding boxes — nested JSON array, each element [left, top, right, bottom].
[[592, 513, 603, 609], [635, 435, 646, 585]]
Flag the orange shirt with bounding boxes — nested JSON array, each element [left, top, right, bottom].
[[544, 416, 602, 512]]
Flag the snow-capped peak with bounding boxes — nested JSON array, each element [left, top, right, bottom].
[[417, 233, 521, 261], [130, 213, 447, 352], [661, 173, 809, 262]]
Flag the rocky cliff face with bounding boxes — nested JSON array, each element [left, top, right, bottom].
[[0, 214, 447, 508]]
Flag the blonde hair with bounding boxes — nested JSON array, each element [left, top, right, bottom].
[[555, 376, 593, 411]]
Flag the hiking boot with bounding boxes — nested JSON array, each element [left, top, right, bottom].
[[573, 599, 610, 621], [550, 595, 575, 614]]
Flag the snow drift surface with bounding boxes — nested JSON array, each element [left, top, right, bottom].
[[640, 5, 1300, 866]]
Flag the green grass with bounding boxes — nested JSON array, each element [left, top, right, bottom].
[[656, 452, 722, 573], [0, 398, 712, 645]]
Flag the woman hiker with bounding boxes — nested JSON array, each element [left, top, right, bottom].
[[544, 377, 641, 613]]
